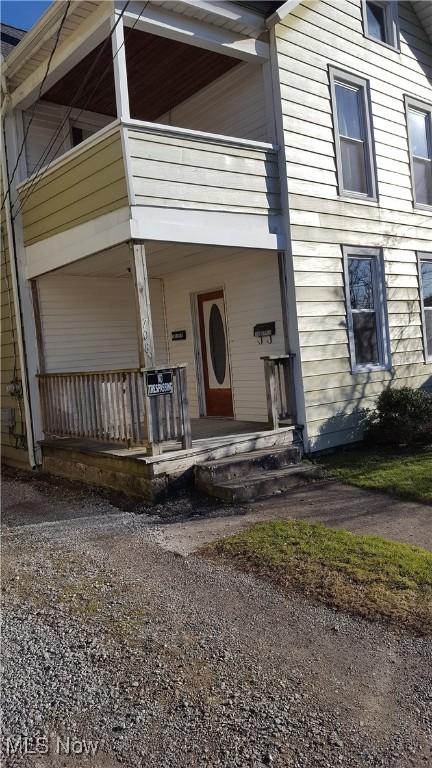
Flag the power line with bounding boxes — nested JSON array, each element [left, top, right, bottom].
[[12, 0, 147, 221], [1, 0, 71, 212], [11, 2, 131, 217]]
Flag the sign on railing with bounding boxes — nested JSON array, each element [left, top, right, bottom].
[[146, 370, 173, 396]]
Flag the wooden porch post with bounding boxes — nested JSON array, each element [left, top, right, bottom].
[[130, 241, 155, 369], [277, 250, 299, 425]]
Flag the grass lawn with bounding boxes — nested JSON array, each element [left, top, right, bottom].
[[204, 520, 432, 633], [315, 446, 432, 504]]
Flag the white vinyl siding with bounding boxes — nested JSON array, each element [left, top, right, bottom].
[[36, 275, 168, 373], [161, 249, 285, 422], [150, 278, 169, 366], [274, 0, 432, 450], [156, 63, 269, 142], [128, 127, 280, 216]]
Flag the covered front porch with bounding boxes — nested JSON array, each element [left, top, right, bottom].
[[33, 239, 298, 464]]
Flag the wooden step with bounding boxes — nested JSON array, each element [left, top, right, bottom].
[[195, 445, 302, 488], [198, 464, 323, 503]]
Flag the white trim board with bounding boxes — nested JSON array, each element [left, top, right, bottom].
[[121, 2, 269, 62], [24, 207, 132, 278], [130, 206, 286, 250], [123, 118, 277, 151]]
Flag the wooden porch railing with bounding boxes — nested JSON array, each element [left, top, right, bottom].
[[38, 366, 192, 450], [261, 354, 296, 429]]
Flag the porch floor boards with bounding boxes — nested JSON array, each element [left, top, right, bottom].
[[41, 418, 271, 458]]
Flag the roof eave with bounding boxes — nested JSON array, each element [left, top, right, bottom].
[[3, 0, 89, 77], [265, 0, 302, 27]]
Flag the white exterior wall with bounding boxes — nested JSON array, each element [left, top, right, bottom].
[[37, 274, 167, 373], [161, 249, 285, 421], [156, 63, 270, 142], [23, 102, 113, 176], [274, 0, 432, 450]]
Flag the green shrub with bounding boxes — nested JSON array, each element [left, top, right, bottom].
[[365, 387, 432, 447]]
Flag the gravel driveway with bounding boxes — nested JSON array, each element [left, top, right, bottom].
[[2, 473, 431, 768]]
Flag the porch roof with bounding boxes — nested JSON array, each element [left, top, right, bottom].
[[3, 0, 274, 110]]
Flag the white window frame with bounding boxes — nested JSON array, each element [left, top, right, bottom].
[[405, 97, 432, 211], [329, 67, 378, 202], [418, 252, 432, 363], [362, 0, 400, 51], [343, 246, 391, 373]]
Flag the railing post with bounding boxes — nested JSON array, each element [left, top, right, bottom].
[[286, 355, 297, 425], [177, 366, 192, 449], [262, 357, 279, 430], [144, 387, 162, 456]]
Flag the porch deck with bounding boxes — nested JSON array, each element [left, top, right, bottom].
[[41, 418, 271, 457], [40, 419, 297, 500]]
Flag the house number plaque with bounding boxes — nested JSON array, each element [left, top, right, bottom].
[[146, 371, 173, 396]]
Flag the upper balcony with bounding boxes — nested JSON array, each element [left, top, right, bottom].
[[5, 1, 285, 277]]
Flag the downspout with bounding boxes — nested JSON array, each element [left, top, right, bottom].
[[1, 70, 37, 468]]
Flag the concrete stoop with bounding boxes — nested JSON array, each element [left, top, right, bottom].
[[194, 446, 322, 502]]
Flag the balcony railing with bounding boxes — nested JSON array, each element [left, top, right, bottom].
[[19, 119, 282, 259]]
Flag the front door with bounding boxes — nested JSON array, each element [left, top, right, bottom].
[[197, 290, 234, 417]]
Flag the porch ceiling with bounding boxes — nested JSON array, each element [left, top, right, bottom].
[[41, 28, 239, 120], [57, 242, 276, 279]]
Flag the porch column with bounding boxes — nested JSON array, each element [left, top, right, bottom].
[[130, 241, 155, 369], [111, 10, 130, 119], [277, 250, 307, 428]]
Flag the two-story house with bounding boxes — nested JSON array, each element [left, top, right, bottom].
[[1, 0, 431, 501]]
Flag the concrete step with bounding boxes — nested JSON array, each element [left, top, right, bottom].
[[195, 445, 302, 488], [199, 464, 323, 503]]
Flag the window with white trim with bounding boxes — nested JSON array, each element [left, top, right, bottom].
[[362, 0, 400, 50], [329, 68, 377, 200], [419, 253, 432, 361], [343, 247, 390, 372], [406, 99, 432, 209]]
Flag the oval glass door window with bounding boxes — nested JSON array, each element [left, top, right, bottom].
[[209, 303, 226, 385]]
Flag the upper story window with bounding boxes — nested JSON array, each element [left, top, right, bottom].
[[405, 99, 432, 209], [70, 124, 95, 148], [329, 68, 377, 201], [343, 247, 390, 372], [362, 1, 400, 50], [418, 253, 432, 361]]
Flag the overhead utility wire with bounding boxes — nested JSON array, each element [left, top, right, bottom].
[[11, 1, 131, 218], [12, 0, 149, 221], [1, 0, 72, 212]]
